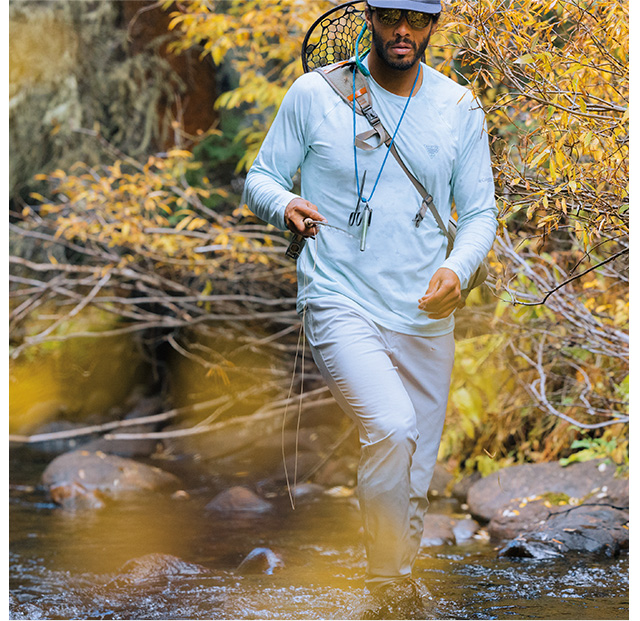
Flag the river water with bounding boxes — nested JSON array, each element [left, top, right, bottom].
[[9, 449, 629, 620]]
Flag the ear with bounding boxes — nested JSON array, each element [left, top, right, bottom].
[[363, 6, 373, 31]]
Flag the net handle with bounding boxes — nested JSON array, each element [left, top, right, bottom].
[[301, 0, 367, 73]]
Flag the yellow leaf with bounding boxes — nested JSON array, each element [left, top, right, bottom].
[[167, 149, 192, 159], [175, 216, 192, 231], [516, 54, 535, 64]]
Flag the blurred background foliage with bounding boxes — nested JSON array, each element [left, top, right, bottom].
[[9, 0, 628, 478]]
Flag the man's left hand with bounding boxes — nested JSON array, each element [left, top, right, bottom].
[[418, 267, 462, 319]]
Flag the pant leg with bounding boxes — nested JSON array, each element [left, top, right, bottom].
[[384, 329, 455, 566], [304, 299, 418, 588]]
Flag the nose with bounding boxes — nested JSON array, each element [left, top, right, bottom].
[[393, 14, 412, 36]]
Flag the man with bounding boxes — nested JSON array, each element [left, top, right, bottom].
[[243, 0, 497, 615]]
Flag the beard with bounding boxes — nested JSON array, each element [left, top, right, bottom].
[[370, 26, 431, 71]]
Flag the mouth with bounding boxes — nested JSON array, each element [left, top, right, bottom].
[[388, 41, 416, 56]]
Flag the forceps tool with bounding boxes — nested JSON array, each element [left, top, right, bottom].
[[349, 171, 367, 227]]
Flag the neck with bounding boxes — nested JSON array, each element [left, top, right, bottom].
[[366, 50, 423, 96]]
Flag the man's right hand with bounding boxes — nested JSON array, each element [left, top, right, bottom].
[[284, 198, 327, 237]]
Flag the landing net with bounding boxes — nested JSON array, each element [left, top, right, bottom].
[[302, 1, 370, 73]]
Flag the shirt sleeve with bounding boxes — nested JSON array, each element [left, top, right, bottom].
[[439, 92, 498, 289], [241, 75, 315, 231]]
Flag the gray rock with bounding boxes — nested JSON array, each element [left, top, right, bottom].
[[497, 503, 628, 558], [467, 460, 628, 523], [20, 420, 86, 455], [421, 514, 456, 547], [291, 483, 326, 501], [254, 480, 325, 503], [237, 547, 284, 575], [428, 463, 454, 497], [451, 471, 481, 503], [465, 460, 629, 559], [205, 486, 274, 514], [498, 538, 564, 560], [420, 514, 480, 547], [490, 494, 628, 558], [452, 518, 480, 544], [487, 497, 552, 540], [42, 450, 179, 509], [313, 455, 358, 487], [112, 553, 208, 585]]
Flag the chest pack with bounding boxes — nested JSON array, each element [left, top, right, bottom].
[[314, 59, 488, 298]]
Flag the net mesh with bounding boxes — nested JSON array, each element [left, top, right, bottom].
[[302, 1, 371, 73]]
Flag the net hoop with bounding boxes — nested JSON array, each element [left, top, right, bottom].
[[301, 1, 370, 73]]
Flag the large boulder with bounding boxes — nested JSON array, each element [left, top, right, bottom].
[[467, 460, 628, 522], [466, 460, 628, 558], [497, 503, 628, 559], [42, 449, 180, 509]]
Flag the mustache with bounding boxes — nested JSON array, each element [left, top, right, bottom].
[[385, 37, 417, 51]]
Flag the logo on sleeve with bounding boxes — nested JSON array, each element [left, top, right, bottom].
[[425, 145, 439, 159]]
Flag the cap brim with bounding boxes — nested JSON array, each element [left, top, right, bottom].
[[367, 0, 441, 13]]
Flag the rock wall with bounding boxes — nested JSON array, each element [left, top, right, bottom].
[[9, 0, 218, 200]]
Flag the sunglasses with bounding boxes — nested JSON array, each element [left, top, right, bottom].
[[372, 7, 434, 29]]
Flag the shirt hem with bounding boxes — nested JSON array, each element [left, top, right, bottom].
[[297, 293, 455, 338]]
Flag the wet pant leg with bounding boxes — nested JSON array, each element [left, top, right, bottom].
[[384, 329, 455, 566], [304, 298, 454, 589]]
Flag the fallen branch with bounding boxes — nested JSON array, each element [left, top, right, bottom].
[[8, 395, 231, 445]]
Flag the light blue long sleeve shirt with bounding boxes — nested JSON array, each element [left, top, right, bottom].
[[243, 61, 497, 336]]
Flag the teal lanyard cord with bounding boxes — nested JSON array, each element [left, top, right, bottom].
[[352, 64, 421, 205]]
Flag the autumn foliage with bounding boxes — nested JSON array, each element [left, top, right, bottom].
[[10, 0, 628, 471]]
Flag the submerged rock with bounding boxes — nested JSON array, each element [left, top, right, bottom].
[[452, 518, 481, 544], [292, 482, 326, 500], [421, 514, 480, 547], [498, 538, 564, 560], [421, 515, 457, 547], [205, 486, 274, 514], [112, 553, 208, 585], [42, 450, 179, 510], [237, 547, 284, 575]]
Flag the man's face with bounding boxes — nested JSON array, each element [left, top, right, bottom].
[[366, 8, 435, 71]]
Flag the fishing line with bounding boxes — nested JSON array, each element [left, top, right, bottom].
[[281, 212, 360, 508], [282, 233, 320, 510], [305, 220, 358, 240]]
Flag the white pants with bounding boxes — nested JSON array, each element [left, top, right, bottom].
[[304, 297, 455, 589]]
